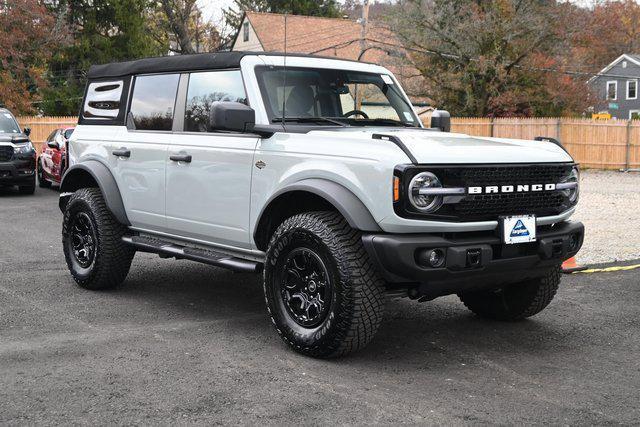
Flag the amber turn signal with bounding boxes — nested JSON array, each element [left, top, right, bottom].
[[393, 176, 400, 202]]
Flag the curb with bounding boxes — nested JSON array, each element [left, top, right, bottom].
[[568, 258, 640, 275]]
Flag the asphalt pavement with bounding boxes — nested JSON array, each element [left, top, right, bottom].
[[1, 187, 639, 425]]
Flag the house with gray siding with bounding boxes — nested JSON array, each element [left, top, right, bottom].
[[588, 54, 640, 120]]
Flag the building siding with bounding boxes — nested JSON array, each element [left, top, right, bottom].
[[590, 58, 640, 119], [231, 16, 264, 52]]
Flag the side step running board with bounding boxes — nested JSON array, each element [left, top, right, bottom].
[[122, 235, 262, 274]]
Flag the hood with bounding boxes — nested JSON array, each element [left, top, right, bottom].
[[310, 128, 574, 164], [0, 133, 30, 144]]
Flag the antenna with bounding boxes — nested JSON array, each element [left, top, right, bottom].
[[281, 13, 288, 132]]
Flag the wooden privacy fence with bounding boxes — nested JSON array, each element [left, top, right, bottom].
[[16, 116, 77, 151], [450, 117, 640, 170], [15, 116, 640, 170]]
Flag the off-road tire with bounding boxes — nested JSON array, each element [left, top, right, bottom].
[[19, 175, 36, 195], [62, 187, 135, 290], [38, 161, 51, 188], [459, 266, 561, 321], [264, 211, 386, 358]]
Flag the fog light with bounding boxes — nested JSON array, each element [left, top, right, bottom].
[[428, 249, 446, 268], [568, 233, 580, 251]]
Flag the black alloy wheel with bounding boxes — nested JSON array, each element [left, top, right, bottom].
[[68, 211, 97, 269], [279, 247, 332, 328]]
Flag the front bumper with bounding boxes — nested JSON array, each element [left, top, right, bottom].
[[0, 157, 36, 185], [363, 220, 584, 297]]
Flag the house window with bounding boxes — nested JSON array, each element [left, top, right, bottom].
[[631, 110, 640, 120], [243, 22, 250, 42], [627, 80, 637, 100], [607, 81, 617, 100]]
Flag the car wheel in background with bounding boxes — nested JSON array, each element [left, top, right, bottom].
[[38, 160, 51, 188], [18, 175, 36, 195]]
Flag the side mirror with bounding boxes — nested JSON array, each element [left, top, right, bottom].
[[209, 102, 255, 133], [23, 127, 31, 136], [430, 110, 451, 132]]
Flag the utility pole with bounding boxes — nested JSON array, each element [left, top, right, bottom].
[[356, 0, 369, 111], [359, 0, 370, 60]]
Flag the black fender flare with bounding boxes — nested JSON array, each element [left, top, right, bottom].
[[254, 178, 381, 242], [59, 160, 130, 225]]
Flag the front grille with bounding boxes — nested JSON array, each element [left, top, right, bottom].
[[0, 146, 13, 162], [442, 164, 574, 220], [397, 163, 576, 221]]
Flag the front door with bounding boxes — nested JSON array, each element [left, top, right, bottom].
[[164, 70, 258, 249]]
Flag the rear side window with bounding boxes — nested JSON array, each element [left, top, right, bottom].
[[83, 81, 123, 119], [130, 74, 180, 131], [184, 70, 247, 132]]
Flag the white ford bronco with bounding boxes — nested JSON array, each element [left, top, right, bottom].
[[60, 52, 583, 357]]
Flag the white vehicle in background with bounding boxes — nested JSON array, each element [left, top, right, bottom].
[[59, 52, 583, 358]]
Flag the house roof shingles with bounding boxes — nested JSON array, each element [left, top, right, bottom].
[[240, 12, 428, 102]]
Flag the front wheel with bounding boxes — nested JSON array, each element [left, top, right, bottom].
[[38, 161, 51, 188], [62, 187, 135, 290], [459, 267, 561, 321], [19, 175, 36, 195], [264, 211, 386, 358]]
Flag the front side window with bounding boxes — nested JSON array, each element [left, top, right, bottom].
[[627, 80, 637, 99], [0, 111, 21, 134], [130, 74, 180, 131], [607, 81, 617, 100], [184, 70, 247, 132], [254, 66, 419, 127]]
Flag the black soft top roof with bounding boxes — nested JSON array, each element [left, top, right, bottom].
[[87, 51, 363, 79]]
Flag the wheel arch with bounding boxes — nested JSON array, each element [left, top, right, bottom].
[[59, 160, 130, 226], [253, 178, 381, 251]]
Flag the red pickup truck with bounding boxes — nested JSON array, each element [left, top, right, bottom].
[[38, 127, 74, 188]]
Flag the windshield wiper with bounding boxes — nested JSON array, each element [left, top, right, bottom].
[[358, 118, 418, 128], [272, 117, 348, 127]]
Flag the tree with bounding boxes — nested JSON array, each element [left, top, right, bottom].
[[222, 0, 341, 40], [388, 0, 591, 117], [0, 0, 60, 114], [155, 0, 223, 54], [41, 0, 166, 115]]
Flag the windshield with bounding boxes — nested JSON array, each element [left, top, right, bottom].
[[255, 66, 420, 127], [0, 112, 21, 134]]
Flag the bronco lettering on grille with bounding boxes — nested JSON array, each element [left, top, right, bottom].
[[468, 183, 557, 194]]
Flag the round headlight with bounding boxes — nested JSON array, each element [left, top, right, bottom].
[[408, 172, 443, 212], [562, 166, 579, 203]]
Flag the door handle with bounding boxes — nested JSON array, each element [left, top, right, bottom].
[[170, 153, 192, 163], [112, 148, 131, 158]]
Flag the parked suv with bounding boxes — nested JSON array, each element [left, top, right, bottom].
[[38, 126, 74, 188], [59, 52, 583, 357], [0, 108, 36, 194]]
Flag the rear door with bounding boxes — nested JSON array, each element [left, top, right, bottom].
[[164, 70, 258, 249]]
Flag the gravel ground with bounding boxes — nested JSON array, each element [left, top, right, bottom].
[[1, 187, 640, 425], [572, 170, 640, 265]]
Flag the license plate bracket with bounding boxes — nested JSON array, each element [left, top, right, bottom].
[[500, 215, 537, 244]]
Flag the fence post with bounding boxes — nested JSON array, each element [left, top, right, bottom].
[[625, 119, 632, 171], [556, 118, 562, 142], [490, 117, 494, 137]]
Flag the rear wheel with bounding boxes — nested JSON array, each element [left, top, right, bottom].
[[264, 211, 386, 358], [459, 267, 561, 320], [38, 160, 51, 188], [62, 187, 135, 290]]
